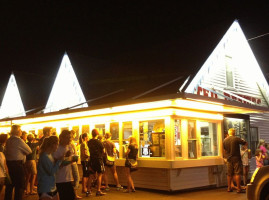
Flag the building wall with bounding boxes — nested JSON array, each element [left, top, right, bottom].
[[105, 165, 226, 191]]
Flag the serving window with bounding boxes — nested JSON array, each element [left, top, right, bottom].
[[174, 119, 182, 157], [199, 121, 218, 157], [188, 120, 197, 159], [139, 119, 165, 158], [122, 122, 133, 158]]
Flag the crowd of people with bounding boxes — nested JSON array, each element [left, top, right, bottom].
[[223, 128, 269, 194], [0, 125, 138, 200]]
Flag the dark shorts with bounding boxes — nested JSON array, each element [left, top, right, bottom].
[[81, 161, 90, 177], [89, 158, 105, 174], [227, 159, 243, 176], [56, 182, 75, 200]]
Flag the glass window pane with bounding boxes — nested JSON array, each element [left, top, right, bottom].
[[139, 119, 165, 158], [188, 140, 197, 159], [123, 122, 132, 140], [95, 124, 105, 136], [110, 122, 119, 140], [188, 120, 197, 159], [122, 122, 132, 158], [225, 55, 234, 87], [82, 125, 89, 134], [175, 119, 182, 157], [188, 120, 196, 139], [200, 122, 218, 156]]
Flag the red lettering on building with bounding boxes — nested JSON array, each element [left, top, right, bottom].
[[196, 86, 261, 105]]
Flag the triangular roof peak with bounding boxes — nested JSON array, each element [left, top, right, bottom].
[[0, 74, 26, 119], [185, 20, 269, 107], [44, 53, 88, 113]]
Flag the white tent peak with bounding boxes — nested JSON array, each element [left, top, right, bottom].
[[0, 74, 26, 119], [44, 53, 88, 113], [185, 20, 269, 107]]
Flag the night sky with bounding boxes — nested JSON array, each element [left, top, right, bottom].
[[0, 1, 269, 93]]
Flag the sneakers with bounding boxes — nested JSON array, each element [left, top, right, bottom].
[[85, 190, 92, 197], [116, 185, 123, 191], [96, 191, 106, 196]]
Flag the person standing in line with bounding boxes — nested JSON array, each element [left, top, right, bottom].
[[255, 149, 265, 168], [25, 133, 39, 195], [223, 128, 246, 193], [70, 130, 81, 199], [240, 143, 251, 186], [87, 129, 106, 196], [54, 130, 76, 200], [257, 139, 267, 165], [4, 125, 32, 200], [39, 127, 52, 146], [20, 131, 27, 143], [37, 136, 63, 200], [124, 136, 138, 193], [0, 150, 9, 196], [0, 134, 8, 153], [80, 133, 90, 193], [102, 132, 123, 191]]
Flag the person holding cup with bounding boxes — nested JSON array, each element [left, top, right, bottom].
[[70, 130, 81, 199]]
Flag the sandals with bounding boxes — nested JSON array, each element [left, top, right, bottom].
[[237, 190, 246, 193], [96, 191, 106, 196]]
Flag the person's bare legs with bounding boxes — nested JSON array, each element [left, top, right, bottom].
[[103, 167, 109, 188], [30, 174, 37, 194], [111, 165, 120, 186], [82, 177, 88, 192], [234, 175, 242, 191], [25, 172, 31, 194], [227, 175, 232, 191]]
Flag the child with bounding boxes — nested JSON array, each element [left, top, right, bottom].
[[255, 149, 265, 168], [240, 144, 251, 186]]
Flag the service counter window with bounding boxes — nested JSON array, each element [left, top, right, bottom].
[[174, 119, 182, 157], [139, 119, 165, 158], [109, 122, 120, 158], [199, 121, 218, 156], [188, 120, 197, 159], [110, 122, 119, 140], [95, 124, 105, 136], [122, 122, 132, 158]]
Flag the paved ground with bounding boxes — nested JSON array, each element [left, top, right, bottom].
[[1, 186, 247, 200]]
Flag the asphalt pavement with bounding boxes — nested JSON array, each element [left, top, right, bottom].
[[1, 186, 247, 200]]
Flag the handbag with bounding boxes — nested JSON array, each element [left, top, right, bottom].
[[127, 158, 137, 169], [105, 155, 115, 166], [0, 160, 12, 185]]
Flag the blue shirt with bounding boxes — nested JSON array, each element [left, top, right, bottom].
[[37, 152, 61, 193]]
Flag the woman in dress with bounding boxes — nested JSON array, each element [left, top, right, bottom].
[[124, 136, 138, 193], [37, 136, 63, 200]]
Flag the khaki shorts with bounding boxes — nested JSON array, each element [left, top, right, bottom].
[[25, 160, 37, 175], [227, 160, 243, 176]]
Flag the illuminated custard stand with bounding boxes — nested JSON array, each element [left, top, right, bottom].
[[0, 94, 265, 191]]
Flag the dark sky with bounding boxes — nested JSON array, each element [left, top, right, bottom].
[[0, 1, 269, 91]]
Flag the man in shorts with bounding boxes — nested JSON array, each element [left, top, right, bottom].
[[87, 129, 106, 196], [223, 128, 247, 193]]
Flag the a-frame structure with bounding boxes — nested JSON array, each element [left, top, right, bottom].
[[185, 20, 269, 108], [44, 53, 88, 113], [0, 74, 26, 119]]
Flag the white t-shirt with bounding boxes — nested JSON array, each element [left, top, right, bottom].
[[0, 152, 6, 178], [53, 145, 73, 183]]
